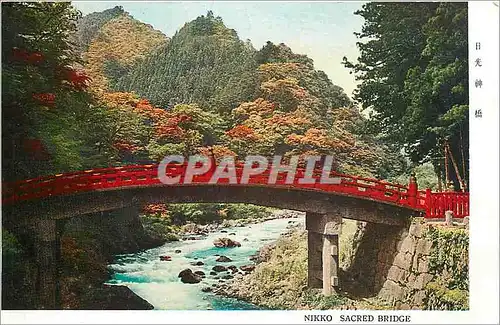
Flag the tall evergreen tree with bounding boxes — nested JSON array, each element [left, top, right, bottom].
[[343, 2, 468, 189]]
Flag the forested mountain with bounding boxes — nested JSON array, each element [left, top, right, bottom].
[[76, 6, 168, 91], [114, 11, 259, 112], [75, 6, 125, 51]]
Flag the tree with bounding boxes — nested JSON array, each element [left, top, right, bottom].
[[1, 2, 100, 180], [343, 2, 468, 188]]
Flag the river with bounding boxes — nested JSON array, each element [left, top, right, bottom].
[[106, 215, 304, 310]]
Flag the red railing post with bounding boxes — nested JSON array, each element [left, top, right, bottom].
[[425, 188, 432, 218], [408, 173, 418, 208]]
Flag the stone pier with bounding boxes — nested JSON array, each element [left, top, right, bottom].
[[33, 219, 63, 309], [306, 212, 342, 296]]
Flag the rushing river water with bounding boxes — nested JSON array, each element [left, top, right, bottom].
[[106, 216, 304, 310]]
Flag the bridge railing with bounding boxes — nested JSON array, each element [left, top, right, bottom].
[[423, 190, 470, 219], [2, 163, 416, 209], [2, 163, 469, 219]]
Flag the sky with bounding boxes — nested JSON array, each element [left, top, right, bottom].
[[73, 1, 365, 98]]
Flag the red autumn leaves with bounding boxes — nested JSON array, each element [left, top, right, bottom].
[[10, 48, 92, 106], [134, 98, 193, 140], [11, 48, 45, 64], [32, 93, 56, 106]]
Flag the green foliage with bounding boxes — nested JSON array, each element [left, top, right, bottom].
[[140, 215, 180, 242], [423, 226, 469, 310], [235, 230, 308, 309], [2, 230, 23, 263], [390, 162, 439, 190], [115, 12, 259, 112], [165, 203, 271, 225], [424, 282, 468, 311], [103, 58, 129, 88], [302, 290, 348, 310], [343, 3, 468, 187]]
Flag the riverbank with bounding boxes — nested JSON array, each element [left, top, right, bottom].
[[212, 218, 469, 311]]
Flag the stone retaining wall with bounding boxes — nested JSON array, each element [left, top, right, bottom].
[[344, 219, 435, 309]]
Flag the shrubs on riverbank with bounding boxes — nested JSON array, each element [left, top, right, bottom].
[[423, 226, 469, 310], [143, 203, 273, 224], [224, 230, 308, 309], [140, 203, 275, 241]]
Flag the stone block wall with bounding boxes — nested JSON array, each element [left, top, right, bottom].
[[343, 219, 436, 309]]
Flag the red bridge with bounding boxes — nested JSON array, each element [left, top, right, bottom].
[[2, 162, 469, 219], [1, 161, 470, 309]]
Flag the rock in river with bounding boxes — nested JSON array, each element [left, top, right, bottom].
[[212, 265, 227, 272], [240, 264, 256, 272], [201, 287, 212, 293], [213, 237, 241, 248], [178, 269, 202, 284], [191, 261, 204, 266], [194, 271, 206, 277], [215, 255, 232, 262], [174, 249, 182, 253]]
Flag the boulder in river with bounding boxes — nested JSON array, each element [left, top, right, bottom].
[[240, 264, 256, 272], [178, 269, 202, 284], [194, 271, 206, 277], [209, 271, 217, 276], [220, 230, 228, 233], [174, 249, 182, 253], [201, 287, 212, 293], [215, 255, 232, 262], [243, 238, 249, 242], [229, 232, 236, 236], [212, 265, 227, 272], [222, 274, 234, 280], [191, 261, 204, 266], [213, 237, 241, 248]]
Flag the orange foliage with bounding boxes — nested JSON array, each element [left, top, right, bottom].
[[266, 112, 310, 128], [232, 98, 276, 120], [103, 92, 192, 141], [155, 123, 184, 140], [113, 140, 141, 153], [225, 125, 258, 140], [143, 203, 168, 215]]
